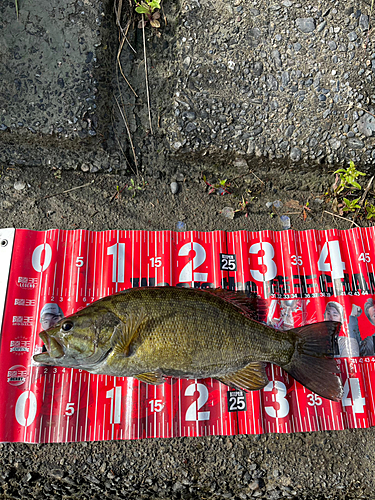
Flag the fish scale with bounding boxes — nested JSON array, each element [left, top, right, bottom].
[[34, 287, 343, 401]]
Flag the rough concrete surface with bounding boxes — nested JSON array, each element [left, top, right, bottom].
[[1, 0, 375, 498]]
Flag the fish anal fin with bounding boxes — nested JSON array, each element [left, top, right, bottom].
[[110, 308, 147, 357], [135, 372, 165, 385], [219, 361, 269, 391], [283, 321, 343, 402]]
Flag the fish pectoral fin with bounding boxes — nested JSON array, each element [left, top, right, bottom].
[[219, 362, 269, 391], [135, 372, 165, 385], [110, 308, 147, 357]]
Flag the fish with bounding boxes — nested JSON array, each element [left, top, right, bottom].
[[33, 287, 343, 401]]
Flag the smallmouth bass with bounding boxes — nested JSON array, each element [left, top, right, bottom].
[[34, 287, 343, 401]]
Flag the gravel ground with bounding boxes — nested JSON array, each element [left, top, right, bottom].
[[1, 0, 375, 498], [161, 0, 375, 165]]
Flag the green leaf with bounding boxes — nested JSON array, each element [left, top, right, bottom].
[[149, 0, 161, 10], [334, 169, 346, 174], [135, 5, 149, 14], [219, 179, 227, 186], [350, 180, 361, 189]]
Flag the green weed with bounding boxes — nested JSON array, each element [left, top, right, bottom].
[[127, 177, 146, 197], [365, 202, 375, 219], [134, 0, 161, 28], [342, 197, 361, 212], [202, 175, 231, 195], [334, 161, 366, 195]]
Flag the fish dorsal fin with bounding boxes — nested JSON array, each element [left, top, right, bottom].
[[206, 289, 268, 324], [218, 362, 269, 391], [110, 308, 147, 357], [135, 372, 165, 385]]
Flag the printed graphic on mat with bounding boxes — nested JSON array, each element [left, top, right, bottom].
[[0, 228, 374, 443]]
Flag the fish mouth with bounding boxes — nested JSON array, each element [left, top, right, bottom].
[[33, 331, 65, 363]]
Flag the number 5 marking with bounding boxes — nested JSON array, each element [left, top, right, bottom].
[[76, 256, 84, 267], [65, 402, 75, 416], [250, 242, 277, 282]]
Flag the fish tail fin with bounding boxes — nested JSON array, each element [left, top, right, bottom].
[[282, 321, 343, 402]]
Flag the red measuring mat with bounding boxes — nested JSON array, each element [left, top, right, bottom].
[[0, 227, 374, 443]]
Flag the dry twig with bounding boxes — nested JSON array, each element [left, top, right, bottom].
[[323, 210, 361, 228], [39, 180, 95, 201], [114, 94, 138, 174], [359, 175, 374, 206], [353, 175, 374, 221], [142, 15, 153, 135], [248, 169, 265, 185]]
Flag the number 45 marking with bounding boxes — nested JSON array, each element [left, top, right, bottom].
[[359, 253, 371, 263]]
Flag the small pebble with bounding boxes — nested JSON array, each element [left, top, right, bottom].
[[280, 215, 291, 230], [176, 221, 187, 231], [14, 181, 26, 191], [170, 181, 179, 194], [221, 207, 235, 219]]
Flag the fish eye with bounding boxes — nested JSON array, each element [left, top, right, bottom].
[[61, 321, 73, 332]]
